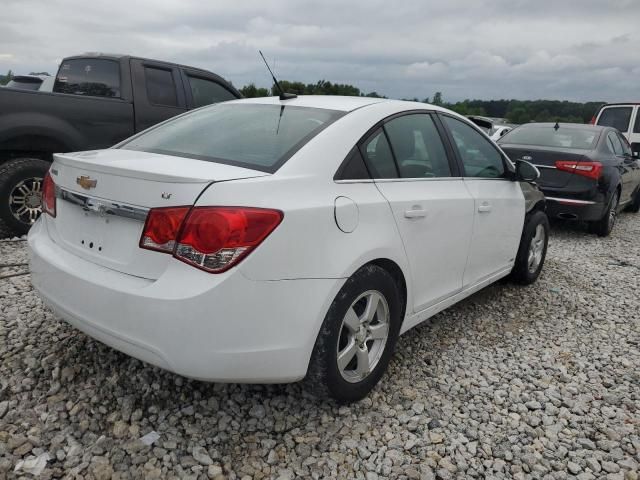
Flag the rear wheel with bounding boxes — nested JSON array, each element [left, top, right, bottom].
[[0, 158, 51, 236], [510, 210, 549, 285], [306, 265, 402, 403], [590, 190, 619, 237]]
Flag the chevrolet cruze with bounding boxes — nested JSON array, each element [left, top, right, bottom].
[[29, 96, 548, 402]]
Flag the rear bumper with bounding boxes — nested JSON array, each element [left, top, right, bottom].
[[543, 196, 606, 221], [28, 220, 343, 383]]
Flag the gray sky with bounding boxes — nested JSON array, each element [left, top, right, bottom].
[[1, 0, 638, 102]]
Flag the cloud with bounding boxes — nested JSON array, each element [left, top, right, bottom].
[[0, 0, 639, 101]]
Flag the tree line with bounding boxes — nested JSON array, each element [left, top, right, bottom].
[[1, 69, 602, 123]]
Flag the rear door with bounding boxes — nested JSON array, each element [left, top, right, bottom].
[[631, 106, 640, 157], [439, 114, 524, 288], [130, 59, 188, 132], [361, 113, 474, 312], [611, 131, 640, 202]]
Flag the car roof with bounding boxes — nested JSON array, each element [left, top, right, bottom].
[[226, 95, 450, 113]]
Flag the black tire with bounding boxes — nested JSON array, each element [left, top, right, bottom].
[[590, 190, 619, 237], [0, 158, 51, 236], [625, 187, 640, 213], [510, 210, 549, 285], [305, 265, 402, 403]]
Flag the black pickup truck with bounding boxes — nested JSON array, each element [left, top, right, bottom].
[[0, 53, 241, 236]]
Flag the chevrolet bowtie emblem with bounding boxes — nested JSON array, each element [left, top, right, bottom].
[[76, 175, 97, 190]]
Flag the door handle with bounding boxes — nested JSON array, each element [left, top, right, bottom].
[[404, 208, 427, 219], [478, 203, 492, 213]]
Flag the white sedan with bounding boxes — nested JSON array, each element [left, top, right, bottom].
[[29, 96, 549, 402]]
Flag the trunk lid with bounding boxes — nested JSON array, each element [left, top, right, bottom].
[[47, 149, 268, 279], [500, 144, 589, 188]]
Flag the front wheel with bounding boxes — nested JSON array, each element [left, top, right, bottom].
[[625, 187, 640, 213], [510, 210, 549, 285], [0, 158, 51, 236], [306, 265, 402, 403]]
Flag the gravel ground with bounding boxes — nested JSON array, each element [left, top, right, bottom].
[[1, 214, 639, 480]]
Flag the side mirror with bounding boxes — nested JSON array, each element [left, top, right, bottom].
[[515, 159, 540, 182]]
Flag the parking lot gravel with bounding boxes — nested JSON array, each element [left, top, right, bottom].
[[1, 213, 639, 480]]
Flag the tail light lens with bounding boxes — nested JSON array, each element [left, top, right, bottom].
[[140, 207, 190, 253], [555, 160, 602, 180], [139, 206, 283, 273], [42, 171, 56, 217]]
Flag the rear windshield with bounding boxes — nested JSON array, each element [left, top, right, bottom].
[[120, 103, 345, 172], [499, 126, 598, 150], [54, 58, 121, 98], [597, 107, 632, 133]]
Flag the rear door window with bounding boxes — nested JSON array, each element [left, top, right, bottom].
[[144, 67, 178, 107], [597, 107, 633, 133], [634, 108, 640, 134], [54, 59, 120, 98], [361, 130, 398, 178], [383, 114, 452, 178], [187, 76, 237, 107]]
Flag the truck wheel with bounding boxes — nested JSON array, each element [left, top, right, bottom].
[[510, 210, 549, 285], [0, 158, 51, 236]]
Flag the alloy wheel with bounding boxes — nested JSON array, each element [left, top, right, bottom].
[[9, 177, 44, 225], [527, 224, 546, 274], [336, 290, 390, 383]]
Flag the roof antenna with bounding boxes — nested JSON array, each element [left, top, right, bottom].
[[554, 122, 560, 131], [259, 50, 297, 101]]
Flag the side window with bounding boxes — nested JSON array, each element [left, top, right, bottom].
[[54, 59, 120, 98], [441, 115, 506, 178], [144, 67, 178, 107], [188, 76, 237, 107], [361, 129, 398, 179], [607, 132, 624, 155], [384, 114, 452, 178], [634, 109, 640, 134], [618, 134, 632, 156], [597, 107, 632, 133], [335, 147, 370, 180]]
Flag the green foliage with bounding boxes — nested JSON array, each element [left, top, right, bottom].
[[239, 83, 271, 98], [0, 70, 13, 85]]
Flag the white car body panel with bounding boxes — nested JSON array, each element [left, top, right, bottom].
[[594, 104, 640, 155], [29, 95, 531, 383]]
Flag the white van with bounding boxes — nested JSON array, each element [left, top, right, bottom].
[[592, 103, 640, 156]]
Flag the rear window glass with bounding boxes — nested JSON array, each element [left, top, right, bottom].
[[120, 103, 344, 172], [54, 59, 120, 98], [500, 126, 598, 150], [597, 107, 632, 132]]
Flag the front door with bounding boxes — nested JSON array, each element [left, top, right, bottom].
[[439, 114, 525, 288], [359, 113, 474, 312]]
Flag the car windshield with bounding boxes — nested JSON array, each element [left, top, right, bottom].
[[121, 103, 345, 172], [499, 126, 598, 150]]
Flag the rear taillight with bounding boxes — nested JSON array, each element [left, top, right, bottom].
[[555, 160, 602, 180], [139, 206, 283, 273], [42, 171, 56, 217], [139, 207, 190, 253], [589, 115, 596, 125]]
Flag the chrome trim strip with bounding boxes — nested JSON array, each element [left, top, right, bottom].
[[545, 196, 596, 205], [533, 164, 556, 170], [56, 187, 149, 221]]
